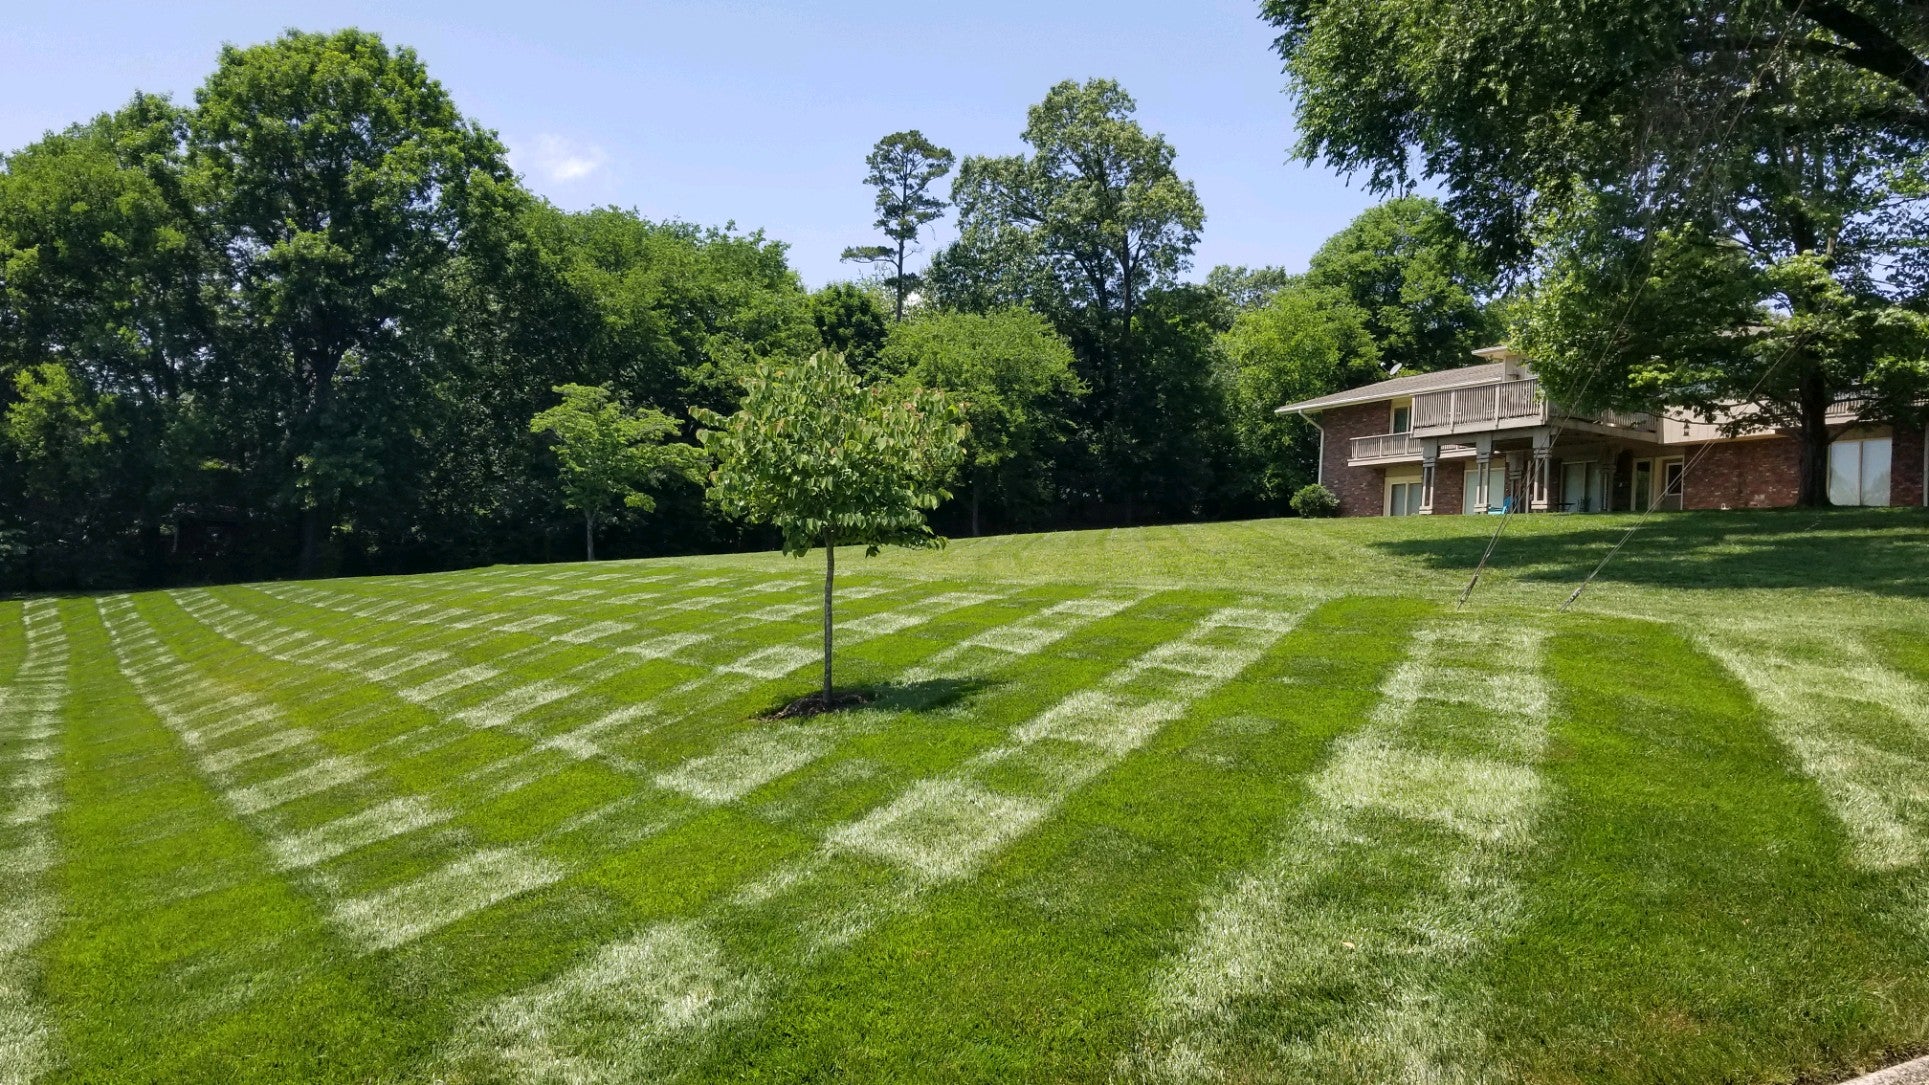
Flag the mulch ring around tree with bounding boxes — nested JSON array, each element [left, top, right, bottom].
[[761, 689, 877, 720]]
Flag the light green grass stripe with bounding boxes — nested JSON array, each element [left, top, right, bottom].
[[447, 597, 1316, 1084], [1699, 621, 1929, 871], [1123, 613, 1552, 1084], [0, 601, 66, 1085]]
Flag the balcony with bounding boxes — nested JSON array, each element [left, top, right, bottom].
[[1412, 378, 1549, 435], [1349, 431, 1419, 463], [1412, 377, 1657, 438]]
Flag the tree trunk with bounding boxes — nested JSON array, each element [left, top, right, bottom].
[[822, 529, 835, 702], [297, 505, 325, 579], [1794, 372, 1834, 507], [971, 482, 982, 537], [585, 511, 597, 561], [894, 239, 908, 322]]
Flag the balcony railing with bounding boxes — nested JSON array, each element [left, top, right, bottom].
[[1412, 378, 1549, 434], [1349, 431, 1419, 462], [1410, 377, 1657, 437]]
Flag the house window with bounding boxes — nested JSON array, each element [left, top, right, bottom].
[[1829, 437, 1892, 506], [1560, 461, 1606, 512], [1462, 463, 1505, 514], [1660, 459, 1685, 510], [1390, 403, 1412, 433], [1387, 479, 1423, 516]]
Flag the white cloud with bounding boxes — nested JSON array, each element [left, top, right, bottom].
[[518, 134, 609, 184]]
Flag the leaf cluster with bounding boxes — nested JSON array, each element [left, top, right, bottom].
[[694, 350, 968, 558]]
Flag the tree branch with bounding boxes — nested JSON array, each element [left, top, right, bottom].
[[1783, 0, 1929, 106]]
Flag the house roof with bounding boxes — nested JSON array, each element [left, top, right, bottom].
[[1275, 362, 1510, 415]]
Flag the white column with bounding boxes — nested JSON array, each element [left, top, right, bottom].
[[1529, 433, 1553, 512], [1473, 437, 1493, 513], [1418, 440, 1440, 515]]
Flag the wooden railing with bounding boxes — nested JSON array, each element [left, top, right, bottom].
[[1413, 378, 1548, 434], [1348, 431, 1419, 461]]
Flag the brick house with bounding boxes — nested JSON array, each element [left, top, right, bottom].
[[1278, 347, 1927, 517]]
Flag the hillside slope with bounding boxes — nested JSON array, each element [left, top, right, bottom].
[[2, 509, 1927, 1083]]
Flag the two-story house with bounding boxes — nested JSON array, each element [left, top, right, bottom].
[[1277, 347, 1926, 516]]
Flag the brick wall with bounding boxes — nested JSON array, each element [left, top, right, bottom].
[[1682, 437, 1800, 510], [1895, 423, 1926, 507], [1434, 460, 1465, 515], [1316, 403, 1395, 517]]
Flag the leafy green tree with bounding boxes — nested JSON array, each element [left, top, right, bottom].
[[0, 362, 128, 587], [695, 351, 965, 704], [0, 93, 215, 584], [1205, 264, 1297, 314], [1219, 282, 1381, 503], [4, 362, 118, 506], [809, 283, 891, 375], [530, 384, 706, 561], [1304, 197, 1496, 374], [1264, 0, 1929, 504], [841, 131, 956, 321], [942, 79, 1207, 516], [879, 308, 1084, 534], [189, 28, 521, 573]]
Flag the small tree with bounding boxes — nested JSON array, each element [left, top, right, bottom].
[[695, 351, 966, 706], [530, 383, 706, 561]]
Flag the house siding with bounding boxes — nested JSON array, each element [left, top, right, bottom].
[[1682, 425, 1928, 509], [1895, 423, 1925, 507], [1682, 437, 1800, 510], [1435, 461, 1466, 515], [1317, 403, 1396, 516]]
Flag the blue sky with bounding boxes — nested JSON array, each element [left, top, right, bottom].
[[1, 0, 1393, 288]]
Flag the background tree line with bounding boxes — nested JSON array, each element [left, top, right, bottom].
[[0, 30, 1497, 592]]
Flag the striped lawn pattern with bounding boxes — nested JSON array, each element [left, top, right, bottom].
[[0, 602, 65, 1085], [1, 538, 1926, 1083]]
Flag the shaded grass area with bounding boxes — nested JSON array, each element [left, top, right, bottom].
[[0, 511, 1926, 1082], [713, 507, 1929, 603]]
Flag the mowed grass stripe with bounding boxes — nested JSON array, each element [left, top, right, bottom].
[[188, 577, 1005, 828], [444, 593, 1319, 1084], [694, 594, 1430, 1083], [48, 602, 429, 1082], [1125, 610, 1554, 1083], [1469, 615, 1929, 1085], [0, 601, 67, 1085], [1697, 620, 1929, 871]]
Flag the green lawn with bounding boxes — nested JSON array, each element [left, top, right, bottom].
[[4, 508, 1929, 1083]]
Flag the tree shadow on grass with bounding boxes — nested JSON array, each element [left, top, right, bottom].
[[1369, 507, 1929, 598], [751, 676, 996, 720]]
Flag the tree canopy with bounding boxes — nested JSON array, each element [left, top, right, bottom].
[[1304, 196, 1497, 375], [879, 308, 1084, 533]]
